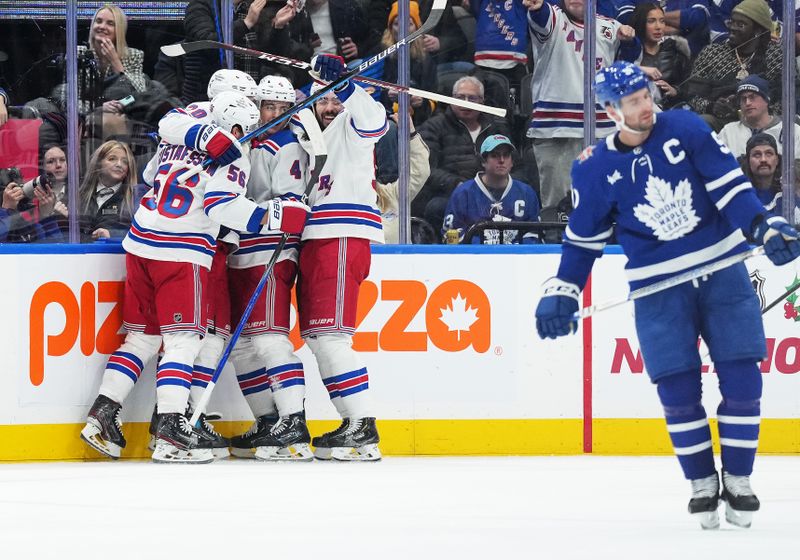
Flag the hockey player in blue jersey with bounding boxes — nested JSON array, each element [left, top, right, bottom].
[[535, 61, 800, 529], [442, 134, 541, 244]]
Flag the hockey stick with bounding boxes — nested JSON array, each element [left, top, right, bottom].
[[189, 108, 327, 427], [160, 32, 506, 117], [575, 246, 765, 320], [761, 278, 800, 316], [175, 0, 446, 185]]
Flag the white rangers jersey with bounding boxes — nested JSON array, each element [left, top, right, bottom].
[[123, 141, 269, 270], [228, 121, 309, 269], [527, 4, 640, 139], [292, 85, 388, 243]]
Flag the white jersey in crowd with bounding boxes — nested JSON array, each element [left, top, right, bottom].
[[291, 85, 387, 244], [527, 4, 630, 139], [124, 139, 268, 270], [718, 117, 800, 159], [228, 116, 310, 269]]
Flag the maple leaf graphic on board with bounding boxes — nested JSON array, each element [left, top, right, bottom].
[[439, 293, 479, 341]]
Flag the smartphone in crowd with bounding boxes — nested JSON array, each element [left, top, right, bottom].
[[118, 95, 135, 107]]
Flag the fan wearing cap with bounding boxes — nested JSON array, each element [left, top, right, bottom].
[[536, 61, 800, 530], [442, 134, 540, 244], [719, 75, 800, 158], [740, 132, 782, 214]]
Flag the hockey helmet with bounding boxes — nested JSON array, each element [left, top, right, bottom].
[[210, 91, 260, 136], [258, 75, 296, 104], [207, 69, 258, 100], [594, 62, 649, 108]]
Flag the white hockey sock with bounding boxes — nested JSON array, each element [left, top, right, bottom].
[[306, 334, 372, 418], [231, 337, 277, 418], [189, 332, 226, 412], [252, 334, 305, 417], [98, 332, 162, 404], [156, 332, 203, 414]]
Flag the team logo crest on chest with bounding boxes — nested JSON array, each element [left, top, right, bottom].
[[633, 175, 700, 241]]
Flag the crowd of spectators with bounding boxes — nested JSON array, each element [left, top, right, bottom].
[[1, 0, 800, 245]]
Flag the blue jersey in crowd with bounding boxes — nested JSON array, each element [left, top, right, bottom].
[[560, 110, 767, 291], [443, 174, 541, 244]]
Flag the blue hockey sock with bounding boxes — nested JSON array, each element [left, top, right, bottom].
[[656, 371, 716, 480], [716, 360, 762, 476]]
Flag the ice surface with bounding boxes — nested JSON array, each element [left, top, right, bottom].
[[0, 455, 796, 559]]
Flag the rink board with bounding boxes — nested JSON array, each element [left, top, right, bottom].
[[0, 245, 797, 460]]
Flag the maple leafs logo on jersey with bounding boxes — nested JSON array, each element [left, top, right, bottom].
[[439, 293, 480, 341], [607, 170, 622, 185], [633, 175, 700, 241]]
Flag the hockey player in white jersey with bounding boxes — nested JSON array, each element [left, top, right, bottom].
[[226, 75, 315, 460], [294, 54, 388, 461], [535, 62, 800, 529], [81, 91, 309, 463]]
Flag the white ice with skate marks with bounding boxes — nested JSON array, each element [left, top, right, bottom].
[[0, 456, 797, 559]]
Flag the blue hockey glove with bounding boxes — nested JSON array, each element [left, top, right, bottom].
[[312, 54, 347, 83], [752, 216, 800, 266], [535, 277, 580, 340]]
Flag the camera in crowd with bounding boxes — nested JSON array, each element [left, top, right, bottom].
[[0, 167, 23, 190]]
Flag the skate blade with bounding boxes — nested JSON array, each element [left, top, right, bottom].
[[313, 446, 333, 460], [693, 510, 720, 530], [80, 423, 121, 459], [230, 447, 256, 459], [329, 443, 382, 462], [255, 443, 313, 462], [147, 435, 156, 452], [725, 506, 754, 529], [152, 442, 214, 464]]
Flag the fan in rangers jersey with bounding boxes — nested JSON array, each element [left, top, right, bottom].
[[81, 90, 310, 464]]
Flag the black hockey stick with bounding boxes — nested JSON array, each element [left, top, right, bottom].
[[161, 37, 507, 117], [761, 279, 800, 316], [189, 109, 327, 426]]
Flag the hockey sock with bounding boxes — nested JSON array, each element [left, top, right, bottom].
[[252, 334, 305, 417], [156, 332, 203, 414], [98, 332, 162, 404], [656, 370, 716, 480], [307, 334, 371, 418], [231, 337, 277, 418], [189, 333, 226, 411], [716, 359, 762, 476]]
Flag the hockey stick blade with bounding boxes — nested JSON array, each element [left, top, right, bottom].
[[159, 43, 190, 57], [575, 246, 765, 320]]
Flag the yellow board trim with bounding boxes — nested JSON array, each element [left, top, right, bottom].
[[0, 418, 796, 461]]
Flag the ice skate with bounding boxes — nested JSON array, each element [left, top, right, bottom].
[[688, 472, 720, 530], [313, 417, 381, 461], [80, 395, 126, 459], [721, 471, 760, 528], [254, 411, 313, 461], [147, 406, 158, 451], [193, 412, 231, 459], [230, 414, 278, 458], [151, 413, 214, 464]]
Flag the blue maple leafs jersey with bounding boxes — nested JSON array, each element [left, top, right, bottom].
[[443, 174, 541, 244], [559, 110, 767, 291]]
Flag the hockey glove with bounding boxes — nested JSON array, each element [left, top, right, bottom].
[[752, 215, 800, 266], [312, 54, 346, 82], [262, 198, 311, 235], [196, 125, 242, 167], [535, 277, 580, 340]]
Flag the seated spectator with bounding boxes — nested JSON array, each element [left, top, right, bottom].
[[234, 0, 301, 82], [443, 134, 540, 244], [470, 0, 529, 90], [417, 75, 511, 230], [76, 140, 137, 241], [0, 87, 7, 126], [376, 112, 431, 244], [42, 145, 69, 212], [657, 1, 711, 58], [718, 75, 800, 158], [740, 132, 782, 214], [526, 0, 640, 222], [0, 168, 62, 243], [684, 0, 780, 131], [370, 2, 437, 125], [630, 2, 690, 109]]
